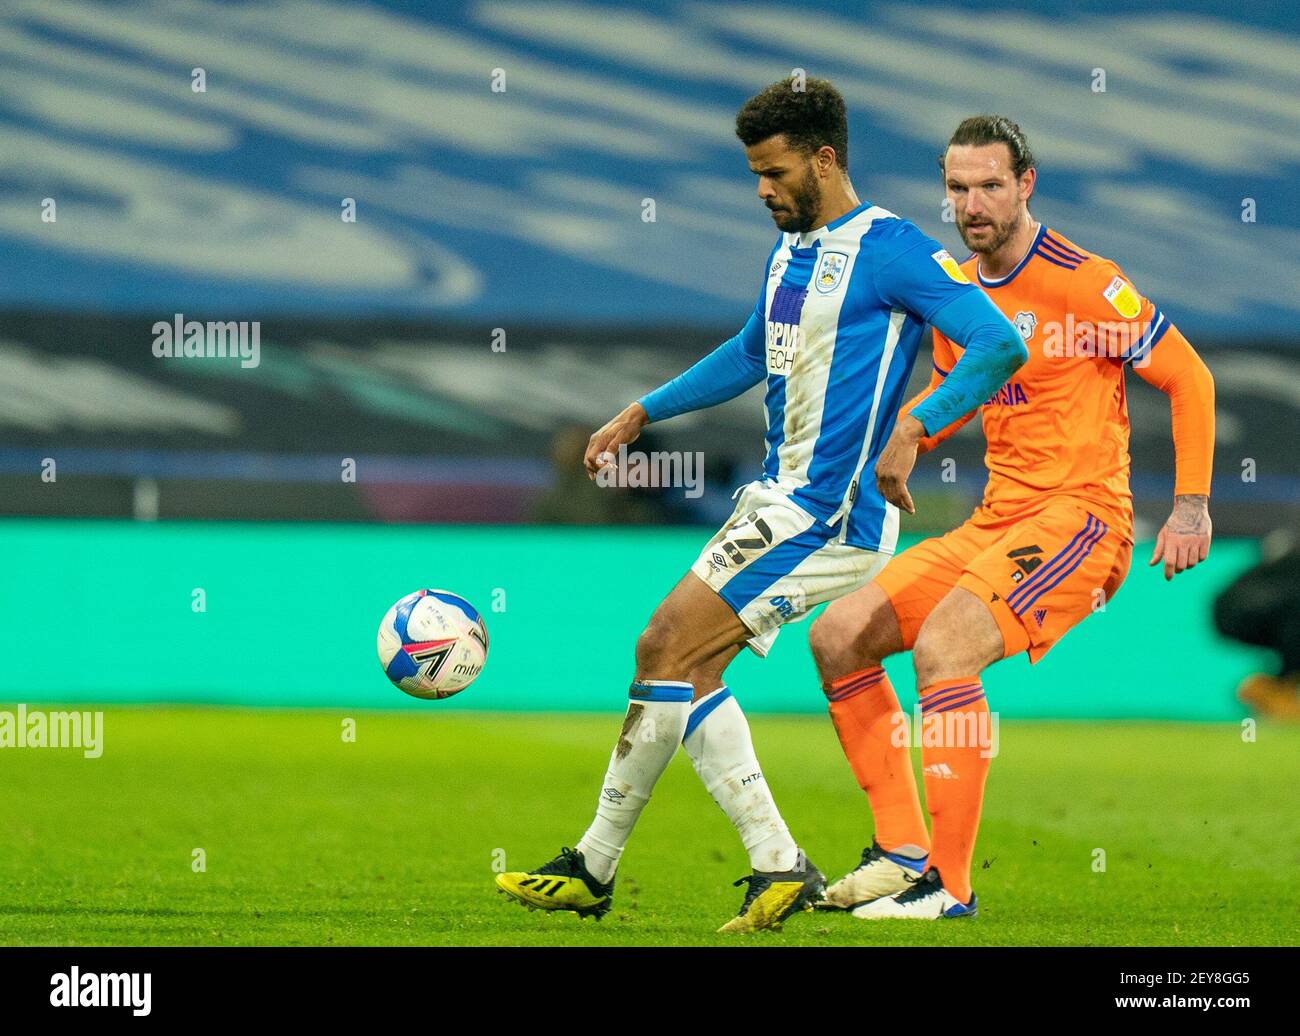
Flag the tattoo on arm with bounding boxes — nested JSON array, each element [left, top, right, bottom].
[[1170, 494, 1210, 534]]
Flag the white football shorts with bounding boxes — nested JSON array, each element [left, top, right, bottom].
[[691, 480, 890, 657]]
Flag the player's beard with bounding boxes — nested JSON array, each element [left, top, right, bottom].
[[768, 164, 822, 233], [958, 208, 1021, 255]]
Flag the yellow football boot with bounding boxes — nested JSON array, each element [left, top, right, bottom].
[[717, 851, 824, 933], [495, 847, 614, 919]]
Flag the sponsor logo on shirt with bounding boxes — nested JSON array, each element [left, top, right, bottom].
[[1102, 275, 1142, 319], [765, 319, 801, 375], [985, 381, 1029, 407], [932, 249, 970, 284]]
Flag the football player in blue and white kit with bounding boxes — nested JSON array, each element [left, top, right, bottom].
[[496, 78, 1028, 932]]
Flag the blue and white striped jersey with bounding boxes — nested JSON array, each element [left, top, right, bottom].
[[746, 202, 977, 552]]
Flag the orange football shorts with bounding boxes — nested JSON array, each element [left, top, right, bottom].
[[874, 498, 1132, 663]]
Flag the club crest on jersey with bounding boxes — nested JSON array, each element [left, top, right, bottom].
[[1102, 276, 1142, 319], [932, 249, 970, 284], [1013, 310, 1037, 341], [814, 251, 848, 294]]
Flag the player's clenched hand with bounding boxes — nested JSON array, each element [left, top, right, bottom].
[[1150, 494, 1212, 581], [584, 402, 649, 479], [874, 414, 924, 515]]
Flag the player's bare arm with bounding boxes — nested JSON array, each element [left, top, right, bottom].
[[875, 413, 924, 514], [1150, 492, 1212, 581], [584, 401, 648, 478]]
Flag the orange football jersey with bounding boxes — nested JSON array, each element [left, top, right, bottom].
[[920, 224, 1187, 544]]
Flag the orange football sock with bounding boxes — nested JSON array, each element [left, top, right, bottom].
[[826, 665, 930, 855], [918, 678, 992, 904]]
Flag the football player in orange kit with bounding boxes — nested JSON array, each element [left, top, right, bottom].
[[808, 115, 1216, 919]]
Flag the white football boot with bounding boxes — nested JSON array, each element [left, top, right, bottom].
[[851, 867, 977, 919], [814, 839, 928, 910]]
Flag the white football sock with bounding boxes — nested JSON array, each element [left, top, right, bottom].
[[576, 681, 691, 884], [683, 686, 799, 873]]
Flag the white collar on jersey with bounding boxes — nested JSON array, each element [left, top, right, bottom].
[[976, 221, 1044, 288], [797, 201, 873, 247]]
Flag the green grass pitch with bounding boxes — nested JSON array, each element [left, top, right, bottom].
[[1, 707, 1296, 946]]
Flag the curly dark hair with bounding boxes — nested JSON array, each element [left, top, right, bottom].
[[735, 76, 848, 169], [940, 115, 1035, 178]]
